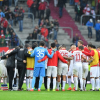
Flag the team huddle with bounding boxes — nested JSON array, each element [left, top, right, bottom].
[[0, 40, 100, 91]]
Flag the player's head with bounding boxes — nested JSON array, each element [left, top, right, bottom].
[[15, 46, 20, 50], [71, 45, 76, 51], [70, 44, 74, 50], [51, 42, 56, 49], [32, 42, 38, 49], [39, 41, 45, 47], [97, 46, 100, 50], [78, 40, 83, 47], [62, 44, 66, 49], [58, 45, 62, 50], [19, 45, 23, 48], [25, 44, 31, 49], [92, 45, 96, 49], [79, 46, 84, 51], [87, 44, 93, 50]]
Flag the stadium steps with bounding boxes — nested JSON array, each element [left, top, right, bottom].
[[65, 3, 100, 47]]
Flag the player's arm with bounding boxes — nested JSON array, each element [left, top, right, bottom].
[[82, 50, 94, 56], [24, 49, 31, 57], [63, 56, 73, 60], [58, 52, 69, 64], [38, 56, 48, 63], [30, 49, 35, 57], [45, 49, 54, 58]]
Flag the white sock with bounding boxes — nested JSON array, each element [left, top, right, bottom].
[[83, 79, 86, 89], [5, 78, 7, 84], [62, 81, 66, 89], [74, 77, 78, 90], [68, 78, 71, 87], [57, 82, 60, 90], [99, 77, 100, 88], [91, 78, 95, 90], [16, 78, 19, 87], [80, 78, 83, 90], [95, 78, 99, 89], [26, 78, 29, 90], [30, 78, 32, 89], [3, 78, 5, 84], [47, 78, 50, 89], [53, 78, 56, 89]]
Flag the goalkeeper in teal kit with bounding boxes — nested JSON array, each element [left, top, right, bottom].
[[30, 41, 54, 91]]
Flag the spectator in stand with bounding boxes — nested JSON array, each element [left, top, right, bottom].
[[91, 0, 96, 10], [34, 26, 40, 34], [18, 9, 24, 32], [91, 7, 96, 27], [49, 21, 54, 39], [75, 2, 81, 22], [97, 1, 100, 19], [74, 0, 79, 5], [0, 14, 3, 24], [38, 0, 46, 19], [54, 39, 59, 50], [0, 23, 4, 34], [44, 19, 50, 34], [20, 7, 25, 13], [86, 19, 93, 39], [9, 0, 12, 6], [70, 0, 74, 6], [4, 5, 9, 12], [54, 0, 58, 7], [14, 6, 19, 26], [58, 0, 64, 18], [0, 0, 3, 6], [6, 9, 15, 27], [41, 25, 48, 41], [3, 0, 9, 6], [11, 32, 19, 46], [0, 9, 5, 18], [0, 30, 6, 47], [45, 6, 51, 20], [2, 17, 8, 35], [5, 31, 11, 46], [83, 4, 90, 25], [27, 0, 34, 18], [32, 30, 37, 40], [73, 33, 79, 47], [26, 33, 33, 43], [31, 1, 37, 19], [14, 0, 18, 6], [54, 19, 59, 40], [39, 18, 44, 27], [7, 24, 14, 36], [94, 20, 100, 42], [81, 0, 87, 8]]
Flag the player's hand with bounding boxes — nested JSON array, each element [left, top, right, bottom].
[[38, 60, 41, 63], [23, 60, 26, 63]]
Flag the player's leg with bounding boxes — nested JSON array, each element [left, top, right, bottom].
[[47, 66, 52, 91], [30, 67, 39, 91], [62, 66, 68, 91], [38, 67, 45, 91], [26, 70, 30, 91], [99, 67, 100, 89], [95, 66, 99, 91], [90, 67, 96, 91], [56, 67, 62, 90], [52, 66, 57, 91], [73, 65, 78, 91], [29, 70, 33, 89], [16, 69, 19, 87], [79, 65, 83, 91]]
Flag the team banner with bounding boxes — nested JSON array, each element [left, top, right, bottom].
[[0, 47, 9, 56]]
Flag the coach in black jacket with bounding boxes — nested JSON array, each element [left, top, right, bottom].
[[1, 46, 20, 90], [6, 44, 30, 90]]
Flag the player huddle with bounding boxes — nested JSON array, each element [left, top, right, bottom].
[[0, 40, 100, 91]]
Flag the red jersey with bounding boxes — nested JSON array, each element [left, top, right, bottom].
[[41, 49, 68, 67], [76, 46, 90, 52], [97, 50, 100, 67]]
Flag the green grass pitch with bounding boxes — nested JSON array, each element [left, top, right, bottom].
[[0, 83, 99, 100]]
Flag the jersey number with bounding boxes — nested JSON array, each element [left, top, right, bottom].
[[76, 53, 81, 61], [37, 50, 44, 58]]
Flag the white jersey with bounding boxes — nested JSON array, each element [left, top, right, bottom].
[[72, 50, 82, 64], [82, 53, 89, 64], [58, 49, 70, 67], [84, 7, 90, 15], [91, 10, 96, 18]]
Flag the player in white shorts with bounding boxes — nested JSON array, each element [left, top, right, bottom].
[[57, 45, 72, 91], [82, 53, 89, 91], [72, 46, 86, 91]]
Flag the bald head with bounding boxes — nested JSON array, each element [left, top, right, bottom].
[[71, 45, 76, 51]]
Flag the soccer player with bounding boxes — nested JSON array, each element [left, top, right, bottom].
[[57, 45, 72, 91], [72, 46, 86, 91], [82, 44, 99, 91], [26, 43, 38, 91], [30, 41, 54, 91], [38, 43, 69, 91]]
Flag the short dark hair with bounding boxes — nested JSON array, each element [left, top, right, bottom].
[[88, 44, 93, 48], [92, 45, 96, 49], [70, 44, 74, 47], [51, 43, 56, 48], [15, 46, 20, 49], [62, 44, 66, 48], [97, 46, 100, 48], [25, 44, 30, 48], [39, 41, 45, 46], [19, 45, 23, 48], [79, 46, 84, 50], [32, 42, 38, 49], [78, 40, 83, 45]]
